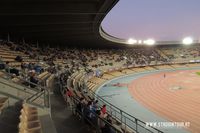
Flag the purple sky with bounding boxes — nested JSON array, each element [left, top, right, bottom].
[[102, 0, 200, 41]]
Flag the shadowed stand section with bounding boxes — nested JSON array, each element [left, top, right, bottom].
[[50, 92, 93, 133], [0, 100, 23, 133]]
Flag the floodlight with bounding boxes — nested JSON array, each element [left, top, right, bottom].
[[127, 38, 137, 45], [145, 39, 155, 45], [182, 37, 193, 45], [138, 40, 142, 44]]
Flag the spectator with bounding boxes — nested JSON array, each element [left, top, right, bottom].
[[101, 104, 107, 114], [83, 101, 93, 125], [30, 72, 38, 88], [101, 118, 115, 133], [65, 88, 73, 108], [76, 97, 85, 120], [0, 59, 5, 70], [92, 100, 99, 112], [15, 55, 23, 62], [98, 109, 108, 131]]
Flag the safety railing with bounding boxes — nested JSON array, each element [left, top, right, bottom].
[[0, 70, 50, 110], [59, 82, 122, 133], [88, 89, 164, 133]]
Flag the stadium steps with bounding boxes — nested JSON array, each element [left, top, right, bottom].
[[50, 92, 94, 133], [0, 100, 23, 133], [0, 77, 45, 107]]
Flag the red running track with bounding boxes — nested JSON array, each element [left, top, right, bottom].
[[128, 69, 200, 133]]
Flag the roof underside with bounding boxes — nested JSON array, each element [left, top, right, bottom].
[[0, 0, 119, 48]]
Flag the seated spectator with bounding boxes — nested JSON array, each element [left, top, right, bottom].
[[30, 72, 38, 88], [0, 59, 5, 70], [9, 68, 19, 76], [34, 65, 43, 73], [15, 55, 23, 62], [5, 61, 19, 76], [5, 61, 10, 73]]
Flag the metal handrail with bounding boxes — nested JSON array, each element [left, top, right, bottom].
[[60, 84, 122, 133], [88, 88, 163, 133], [0, 70, 49, 92], [0, 70, 50, 108], [27, 90, 44, 102], [72, 97, 122, 133]]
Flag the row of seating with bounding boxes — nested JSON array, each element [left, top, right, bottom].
[[0, 50, 28, 57], [186, 63, 200, 67], [109, 71, 125, 77], [19, 104, 41, 133], [101, 73, 115, 80], [121, 69, 135, 74], [0, 97, 9, 114], [46, 74, 55, 88], [86, 82, 97, 91], [155, 65, 174, 69], [0, 47, 37, 63], [37, 71, 50, 81], [0, 71, 4, 77], [130, 67, 146, 72], [88, 77, 106, 84]]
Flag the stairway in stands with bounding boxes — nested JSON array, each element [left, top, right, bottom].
[[0, 100, 23, 133]]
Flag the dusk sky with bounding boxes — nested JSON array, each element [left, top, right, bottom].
[[102, 0, 200, 41]]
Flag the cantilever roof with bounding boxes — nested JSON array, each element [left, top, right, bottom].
[[0, 0, 119, 48]]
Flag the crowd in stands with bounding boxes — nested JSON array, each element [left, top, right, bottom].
[[62, 87, 115, 133], [0, 40, 169, 69], [1, 39, 200, 132], [159, 45, 200, 62], [0, 41, 58, 90]]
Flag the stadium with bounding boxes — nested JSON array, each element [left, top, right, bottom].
[[0, 0, 199, 133]]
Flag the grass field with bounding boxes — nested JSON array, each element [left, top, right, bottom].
[[196, 72, 200, 76]]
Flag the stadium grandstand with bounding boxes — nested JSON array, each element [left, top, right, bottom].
[[0, 0, 199, 133]]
